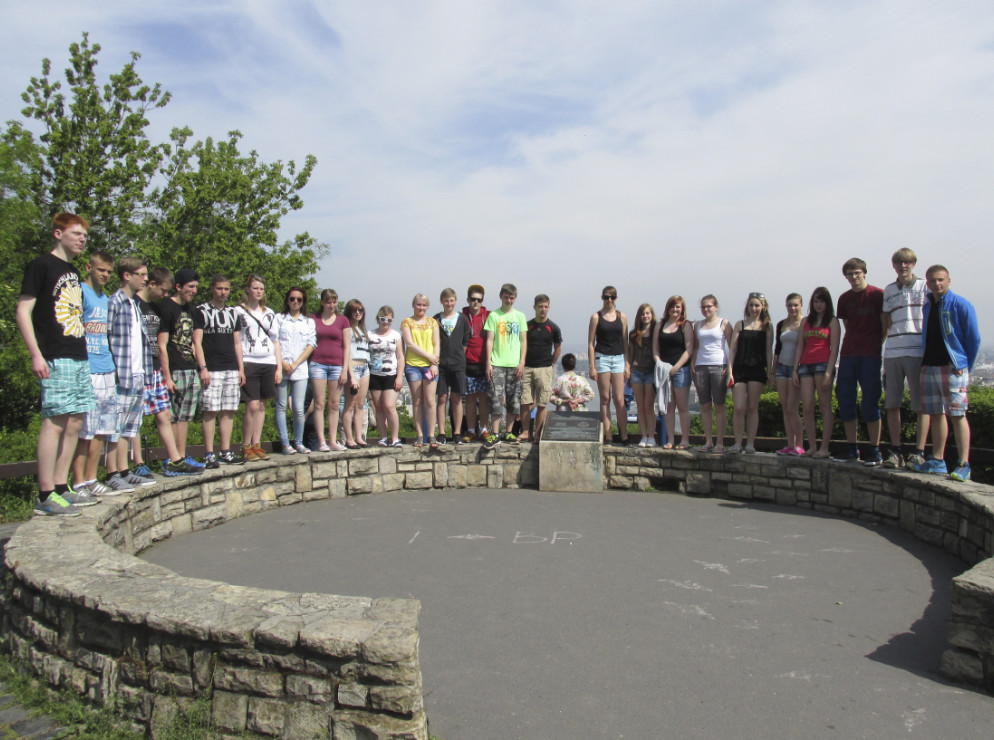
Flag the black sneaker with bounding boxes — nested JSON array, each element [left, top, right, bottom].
[[863, 446, 883, 467], [483, 433, 500, 450], [218, 450, 245, 465], [832, 445, 861, 463], [437, 434, 447, 446], [204, 452, 220, 470], [163, 458, 204, 476], [881, 448, 903, 469]]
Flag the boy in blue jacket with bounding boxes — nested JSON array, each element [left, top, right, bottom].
[[915, 265, 981, 481]]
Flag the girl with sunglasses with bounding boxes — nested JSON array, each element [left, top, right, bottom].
[[275, 287, 316, 454], [588, 286, 630, 445], [369, 306, 405, 446]]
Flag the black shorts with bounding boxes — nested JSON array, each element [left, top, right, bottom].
[[369, 373, 398, 392], [437, 367, 467, 396], [732, 364, 768, 385], [241, 363, 276, 402]]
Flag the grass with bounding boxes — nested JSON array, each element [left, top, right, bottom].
[[0, 652, 140, 739]]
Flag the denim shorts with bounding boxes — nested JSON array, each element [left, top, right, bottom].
[[671, 365, 691, 389], [309, 362, 343, 381], [797, 362, 830, 378], [594, 353, 626, 374], [405, 365, 435, 383], [629, 367, 654, 385], [350, 363, 370, 380], [774, 362, 794, 380]]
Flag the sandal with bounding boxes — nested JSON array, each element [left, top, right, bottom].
[[429, 437, 439, 450], [413, 439, 423, 448], [346, 443, 359, 450], [676, 444, 691, 450], [662, 443, 674, 450], [698, 444, 713, 453], [318, 443, 331, 452]]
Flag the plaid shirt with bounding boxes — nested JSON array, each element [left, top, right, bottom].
[[107, 289, 153, 390]]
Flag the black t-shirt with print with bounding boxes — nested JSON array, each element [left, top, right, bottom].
[[157, 298, 197, 371], [19, 253, 88, 361], [194, 302, 240, 372]]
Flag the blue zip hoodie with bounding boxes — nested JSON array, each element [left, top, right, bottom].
[[921, 289, 980, 371]]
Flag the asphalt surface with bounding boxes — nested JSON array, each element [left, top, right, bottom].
[[136, 489, 994, 739]]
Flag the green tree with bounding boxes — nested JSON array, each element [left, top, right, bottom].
[[143, 127, 324, 303], [0, 34, 327, 433], [13, 32, 170, 251]]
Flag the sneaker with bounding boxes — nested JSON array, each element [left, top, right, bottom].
[[88, 481, 116, 497], [134, 464, 157, 479], [105, 473, 136, 493], [294, 443, 311, 454], [391, 439, 403, 447], [483, 433, 501, 450], [218, 450, 245, 465], [243, 446, 260, 462], [455, 435, 466, 445], [744, 445, 756, 454], [727, 444, 743, 454], [62, 486, 99, 507], [791, 446, 805, 456], [775, 446, 794, 455], [913, 457, 947, 475], [204, 452, 220, 469], [461, 433, 474, 444], [437, 434, 447, 446], [282, 445, 297, 456], [863, 447, 883, 467], [881, 448, 903, 469], [832, 445, 860, 463], [950, 462, 971, 482], [254, 445, 271, 461], [163, 458, 204, 476], [905, 450, 926, 471], [33, 492, 80, 517], [125, 469, 157, 487], [644, 438, 656, 448], [504, 432, 518, 445], [183, 455, 207, 469]]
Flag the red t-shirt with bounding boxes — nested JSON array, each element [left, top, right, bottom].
[[837, 286, 884, 357]]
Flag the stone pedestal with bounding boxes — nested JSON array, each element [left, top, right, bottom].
[[539, 411, 604, 492]]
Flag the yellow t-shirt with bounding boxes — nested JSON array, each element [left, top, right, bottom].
[[402, 317, 438, 367]]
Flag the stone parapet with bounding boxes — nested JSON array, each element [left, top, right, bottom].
[[2, 440, 994, 738]]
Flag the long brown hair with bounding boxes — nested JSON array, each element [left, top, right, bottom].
[[629, 303, 656, 347]]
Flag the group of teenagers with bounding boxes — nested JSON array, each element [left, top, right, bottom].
[[611, 250, 978, 486], [17, 213, 982, 517]]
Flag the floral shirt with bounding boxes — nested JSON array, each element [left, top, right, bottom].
[[550, 371, 595, 411]]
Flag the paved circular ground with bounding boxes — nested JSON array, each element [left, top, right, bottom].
[[141, 490, 993, 739]]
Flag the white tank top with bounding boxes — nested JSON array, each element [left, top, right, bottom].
[[695, 321, 727, 365]]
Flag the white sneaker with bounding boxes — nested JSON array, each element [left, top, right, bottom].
[[645, 438, 656, 448]]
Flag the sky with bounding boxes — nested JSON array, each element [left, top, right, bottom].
[[2, 1, 992, 352]]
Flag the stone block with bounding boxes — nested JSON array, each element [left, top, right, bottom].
[[369, 683, 423, 715], [338, 682, 370, 708], [226, 490, 244, 520], [348, 477, 373, 495], [295, 465, 313, 493], [405, 472, 433, 490], [331, 709, 428, 740], [349, 457, 379, 476], [728, 483, 756, 499], [685, 471, 711, 495], [284, 702, 332, 739], [433, 462, 448, 488], [247, 696, 287, 736], [378, 457, 397, 474], [286, 674, 333, 704], [940, 648, 985, 685], [215, 665, 284, 697], [380, 473, 405, 492], [466, 465, 487, 487], [487, 466, 504, 489], [329, 479, 348, 498], [446, 466, 467, 489], [827, 470, 853, 508], [213, 690, 249, 732], [192, 504, 227, 530]]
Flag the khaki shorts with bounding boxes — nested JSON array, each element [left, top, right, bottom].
[[521, 366, 554, 406]]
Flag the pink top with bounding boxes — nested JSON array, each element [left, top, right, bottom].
[[311, 313, 350, 366]]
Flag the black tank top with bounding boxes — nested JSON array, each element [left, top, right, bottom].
[[656, 322, 687, 365], [594, 312, 624, 355]]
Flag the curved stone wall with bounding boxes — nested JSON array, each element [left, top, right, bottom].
[[1, 443, 992, 740]]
